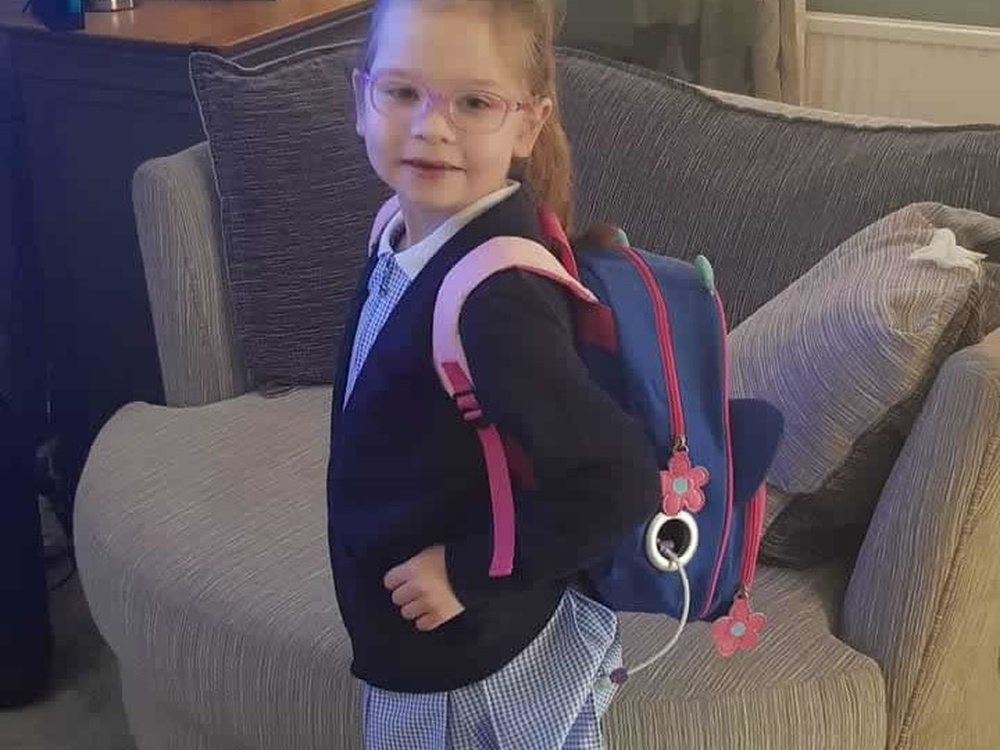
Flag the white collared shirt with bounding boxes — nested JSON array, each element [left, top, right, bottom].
[[344, 182, 521, 405], [377, 181, 521, 280]]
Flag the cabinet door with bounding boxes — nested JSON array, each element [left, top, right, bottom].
[[1, 119, 14, 401], [0, 32, 15, 121], [1, 112, 46, 434], [13, 33, 207, 491], [19, 72, 203, 488]]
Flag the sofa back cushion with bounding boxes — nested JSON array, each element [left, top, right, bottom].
[[729, 203, 999, 566], [190, 44, 1000, 388], [190, 45, 390, 389], [557, 49, 1000, 327]]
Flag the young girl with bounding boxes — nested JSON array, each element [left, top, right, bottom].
[[327, 1, 661, 747]]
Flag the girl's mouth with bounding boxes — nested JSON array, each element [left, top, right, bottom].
[[403, 159, 461, 173]]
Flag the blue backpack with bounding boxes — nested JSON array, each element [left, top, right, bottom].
[[414, 201, 785, 680]]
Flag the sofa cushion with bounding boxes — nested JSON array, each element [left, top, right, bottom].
[[729, 203, 999, 567], [556, 49, 1000, 328], [984, 262, 1000, 333], [190, 45, 390, 390], [611, 564, 886, 750], [841, 329, 1000, 750], [74, 389, 885, 750], [188, 44, 1000, 388]]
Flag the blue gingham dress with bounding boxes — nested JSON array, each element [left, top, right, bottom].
[[363, 589, 622, 750], [344, 229, 623, 749]]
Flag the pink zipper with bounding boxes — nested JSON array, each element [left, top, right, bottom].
[[700, 290, 736, 617], [740, 485, 767, 591], [616, 247, 686, 443], [710, 482, 768, 657], [709, 291, 766, 650], [710, 289, 769, 657], [714, 289, 765, 596], [618, 247, 730, 618], [616, 248, 760, 622]]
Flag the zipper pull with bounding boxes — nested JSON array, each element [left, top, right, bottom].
[[711, 590, 766, 657], [694, 255, 715, 293], [660, 435, 710, 516]]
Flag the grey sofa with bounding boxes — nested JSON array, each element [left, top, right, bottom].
[[73, 53, 1000, 750]]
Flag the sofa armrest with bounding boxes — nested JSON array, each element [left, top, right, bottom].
[[841, 329, 1000, 750], [132, 142, 249, 407]]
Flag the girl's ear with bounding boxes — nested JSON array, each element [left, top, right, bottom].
[[352, 69, 368, 138], [513, 96, 553, 160]]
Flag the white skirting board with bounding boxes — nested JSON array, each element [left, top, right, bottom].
[[805, 12, 1000, 125]]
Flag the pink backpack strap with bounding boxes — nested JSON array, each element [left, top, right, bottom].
[[368, 196, 401, 254], [433, 237, 599, 578]]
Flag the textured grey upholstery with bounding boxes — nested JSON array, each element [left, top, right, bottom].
[[76, 388, 885, 750], [842, 329, 1000, 750], [181, 46, 1000, 388], [93, 48, 1000, 750], [557, 51, 1000, 326], [132, 143, 249, 407], [189, 47, 389, 390], [731, 203, 998, 566]]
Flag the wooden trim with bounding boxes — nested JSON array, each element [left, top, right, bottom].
[[808, 11, 1000, 50], [0, 0, 371, 53]]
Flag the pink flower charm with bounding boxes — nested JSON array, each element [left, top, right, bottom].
[[660, 451, 710, 516], [711, 595, 766, 657]]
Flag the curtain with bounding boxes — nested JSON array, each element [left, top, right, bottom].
[[753, 0, 806, 103], [560, 0, 805, 102]]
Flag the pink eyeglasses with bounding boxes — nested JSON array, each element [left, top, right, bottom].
[[360, 71, 533, 135]]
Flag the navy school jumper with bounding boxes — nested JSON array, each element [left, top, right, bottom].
[[326, 188, 660, 693]]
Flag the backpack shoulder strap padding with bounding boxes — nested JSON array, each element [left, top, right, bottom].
[[433, 236, 597, 394], [432, 236, 599, 579], [368, 196, 401, 254]]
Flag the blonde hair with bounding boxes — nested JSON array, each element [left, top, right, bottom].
[[360, 0, 574, 230]]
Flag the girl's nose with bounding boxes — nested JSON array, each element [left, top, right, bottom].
[[411, 93, 455, 141]]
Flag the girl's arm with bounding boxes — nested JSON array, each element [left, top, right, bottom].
[[446, 269, 661, 607]]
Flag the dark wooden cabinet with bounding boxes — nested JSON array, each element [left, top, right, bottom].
[[2, 28, 41, 430], [1, 117, 17, 404], [2, 31, 18, 404], [1, 0, 371, 500]]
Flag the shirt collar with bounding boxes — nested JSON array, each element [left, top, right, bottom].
[[378, 182, 521, 280]]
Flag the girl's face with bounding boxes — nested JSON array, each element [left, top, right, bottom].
[[355, 1, 551, 227]]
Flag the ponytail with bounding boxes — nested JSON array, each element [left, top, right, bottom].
[[524, 106, 573, 232]]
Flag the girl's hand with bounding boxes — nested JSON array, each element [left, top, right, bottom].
[[384, 545, 465, 632]]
